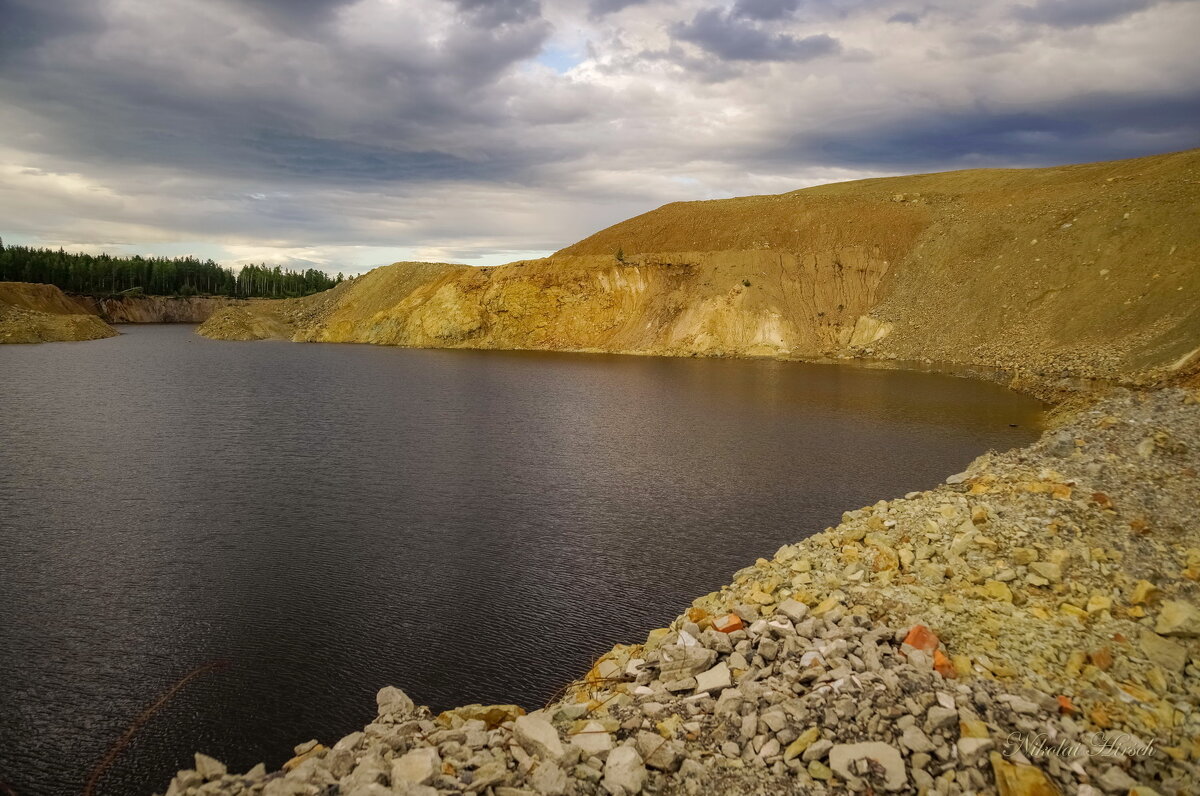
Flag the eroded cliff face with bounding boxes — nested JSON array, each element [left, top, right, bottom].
[[198, 149, 1200, 385], [0, 283, 117, 344], [72, 295, 243, 323]]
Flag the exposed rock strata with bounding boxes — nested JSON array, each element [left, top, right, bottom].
[[0, 281, 262, 342], [157, 388, 1200, 795], [72, 294, 243, 323], [199, 149, 1200, 390]]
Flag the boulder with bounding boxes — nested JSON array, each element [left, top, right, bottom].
[[602, 746, 646, 794], [1155, 600, 1200, 638], [694, 662, 732, 694], [571, 721, 614, 757], [391, 747, 440, 786], [376, 686, 416, 717], [1139, 629, 1188, 672], [514, 714, 565, 761]]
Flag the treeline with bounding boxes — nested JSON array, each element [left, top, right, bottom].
[[0, 240, 343, 298]]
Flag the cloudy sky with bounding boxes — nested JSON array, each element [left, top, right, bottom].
[[1, 0, 1197, 272]]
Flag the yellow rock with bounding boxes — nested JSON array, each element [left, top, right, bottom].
[[960, 720, 990, 739], [811, 598, 842, 616], [438, 704, 526, 729], [1060, 603, 1088, 622], [1013, 548, 1039, 565], [943, 594, 965, 613], [808, 760, 832, 780], [984, 580, 1014, 602], [1147, 666, 1168, 693], [1065, 651, 1087, 678], [953, 655, 973, 678], [1086, 594, 1112, 614], [990, 752, 1061, 796], [656, 714, 683, 738], [783, 727, 821, 762], [747, 588, 775, 605]]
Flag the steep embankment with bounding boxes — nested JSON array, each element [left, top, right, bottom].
[[72, 294, 243, 323], [199, 149, 1200, 388], [0, 282, 117, 343], [0, 284, 259, 342]]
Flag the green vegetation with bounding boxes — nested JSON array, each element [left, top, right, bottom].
[[0, 239, 343, 298]]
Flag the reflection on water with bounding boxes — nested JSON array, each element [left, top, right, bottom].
[[0, 325, 1043, 795]]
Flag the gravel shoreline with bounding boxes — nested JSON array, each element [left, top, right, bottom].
[[158, 387, 1199, 796]]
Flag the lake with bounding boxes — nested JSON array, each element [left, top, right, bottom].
[[0, 324, 1042, 795]]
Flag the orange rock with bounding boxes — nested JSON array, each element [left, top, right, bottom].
[[1089, 648, 1113, 671], [1091, 492, 1113, 509], [934, 650, 956, 679], [902, 624, 940, 653], [712, 613, 744, 633], [686, 606, 709, 624], [1056, 695, 1077, 715], [1090, 704, 1113, 729]]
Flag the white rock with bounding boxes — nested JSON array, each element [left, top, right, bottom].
[[333, 731, 363, 752], [530, 760, 569, 796], [514, 714, 565, 761], [571, 721, 614, 757], [777, 598, 808, 622], [194, 753, 226, 781], [828, 742, 907, 791], [900, 725, 935, 753], [602, 745, 646, 794], [391, 747, 440, 786], [694, 662, 732, 694], [376, 685, 415, 717], [957, 737, 994, 765]]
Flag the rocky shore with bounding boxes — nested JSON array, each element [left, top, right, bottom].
[[157, 386, 1200, 796]]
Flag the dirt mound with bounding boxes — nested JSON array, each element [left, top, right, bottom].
[[0, 282, 117, 343]]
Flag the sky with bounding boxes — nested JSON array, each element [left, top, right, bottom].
[[1, 0, 1197, 273]]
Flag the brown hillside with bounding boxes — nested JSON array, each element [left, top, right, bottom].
[[0, 282, 117, 343], [199, 149, 1200, 386]]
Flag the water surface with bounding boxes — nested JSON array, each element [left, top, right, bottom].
[[0, 325, 1042, 795]]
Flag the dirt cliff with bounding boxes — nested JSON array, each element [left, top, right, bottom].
[[0, 282, 117, 344], [199, 149, 1200, 387], [72, 294, 243, 323]]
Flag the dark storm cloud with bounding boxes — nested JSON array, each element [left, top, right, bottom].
[[0, 0, 557, 186], [1012, 0, 1158, 27], [0, 0, 1196, 265], [769, 90, 1200, 171], [0, 0, 104, 57], [671, 8, 842, 61]]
